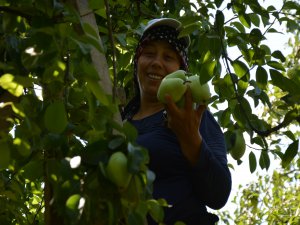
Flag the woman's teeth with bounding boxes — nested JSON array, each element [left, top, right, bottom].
[[148, 74, 162, 80]]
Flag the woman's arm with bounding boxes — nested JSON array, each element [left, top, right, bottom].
[[164, 88, 231, 209], [190, 110, 231, 209]]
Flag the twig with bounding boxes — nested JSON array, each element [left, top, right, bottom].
[[104, 0, 118, 103]]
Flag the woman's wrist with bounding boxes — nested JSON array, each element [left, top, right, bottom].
[[179, 132, 202, 166]]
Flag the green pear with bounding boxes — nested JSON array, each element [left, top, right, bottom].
[[229, 130, 246, 160], [157, 77, 187, 103], [106, 151, 132, 189], [164, 69, 187, 80], [187, 75, 211, 105]]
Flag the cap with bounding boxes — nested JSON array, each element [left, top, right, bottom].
[[143, 18, 191, 48]]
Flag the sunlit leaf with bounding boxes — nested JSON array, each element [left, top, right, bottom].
[[239, 13, 251, 28], [199, 60, 217, 84], [232, 60, 249, 78], [0, 74, 24, 97], [66, 194, 81, 211], [267, 61, 286, 71]]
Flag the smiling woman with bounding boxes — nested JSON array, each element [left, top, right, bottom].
[[122, 18, 232, 225]]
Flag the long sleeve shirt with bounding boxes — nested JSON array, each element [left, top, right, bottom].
[[129, 109, 232, 225]]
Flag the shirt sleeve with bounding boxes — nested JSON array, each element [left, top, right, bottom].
[[189, 110, 232, 210]]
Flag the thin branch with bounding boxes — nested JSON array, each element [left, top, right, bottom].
[[0, 6, 31, 19], [104, 0, 118, 103]]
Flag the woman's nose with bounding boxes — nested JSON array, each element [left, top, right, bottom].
[[150, 54, 163, 68]]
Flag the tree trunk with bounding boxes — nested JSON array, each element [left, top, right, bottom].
[[74, 0, 123, 127]]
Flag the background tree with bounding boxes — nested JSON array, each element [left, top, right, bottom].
[[218, 157, 300, 225], [0, 0, 299, 224]]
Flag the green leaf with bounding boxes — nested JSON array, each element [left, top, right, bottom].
[[108, 136, 125, 150], [249, 151, 257, 173], [215, 10, 225, 36], [0, 141, 10, 170], [256, 66, 268, 90], [267, 5, 277, 11], [219, 108, 231, 127], [123, 121, 138, 142], [282, 140, 299, 168], [267, 61, 286, 71], [270, 69, 298, 93], [267, 28, 283, 34], [259, 150, 270, 170], [215, 0, 224, 8], [127, 143, 148, 173], [179, 23, 200, 38], [232, 60, 249, 78], [65, 194, 84, 219], [249, 13, 260, 27], [283, 1, 300, 10], [86, 79, 110, 106], [233, 103, 248, 127], [271, 50, 286, 62], [239, 13, 251, 28], [0, 74, 24, 97], [224, 26, 239, 36], [231, 21, 245, 33], [249, 28, 265, 46], [22, 160, 44, 180], [147, 199, 164, 223], [199, 60, 217, 84], [283, 130, 296, 141], [44, 101, 68, 134]]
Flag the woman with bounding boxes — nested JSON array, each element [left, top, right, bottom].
[[122, 18, 232, 225]]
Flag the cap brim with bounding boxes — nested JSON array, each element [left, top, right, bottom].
[[143, 18, 190, 47]]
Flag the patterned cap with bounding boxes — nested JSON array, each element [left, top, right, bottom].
[[135, 25, 189, 70]]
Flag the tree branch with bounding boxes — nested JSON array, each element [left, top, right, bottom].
[[0, 6, 31, 19], [104, 0, 118, 102], [220, 36, 300, 138]]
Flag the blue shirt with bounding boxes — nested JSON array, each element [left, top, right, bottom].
[[129, 109, 231, 225]]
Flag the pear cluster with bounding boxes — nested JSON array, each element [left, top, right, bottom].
[[157, 70, 211, 106]]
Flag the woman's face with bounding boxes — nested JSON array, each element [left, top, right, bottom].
[[137, 40, 181, 101]]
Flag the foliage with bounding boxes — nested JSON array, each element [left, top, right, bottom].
[[0, 0, 299, 224], [218, 156, 300, 225]]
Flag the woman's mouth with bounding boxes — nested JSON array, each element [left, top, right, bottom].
[[148, 73, 163, 80]]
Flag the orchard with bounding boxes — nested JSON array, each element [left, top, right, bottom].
[[0, 0, 299, 225]]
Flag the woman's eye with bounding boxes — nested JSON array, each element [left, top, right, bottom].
[[165, 54, 176, 60], [143, 51, 155, 57]]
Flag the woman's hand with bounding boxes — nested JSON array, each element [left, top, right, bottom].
[[164, 86, 206, 166]]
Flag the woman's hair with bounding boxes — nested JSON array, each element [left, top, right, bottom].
[[121, 19, 190, 120]]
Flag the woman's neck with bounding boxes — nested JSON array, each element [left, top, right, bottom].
[[133, 99, 164, 120]]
